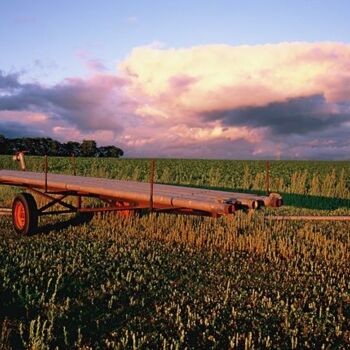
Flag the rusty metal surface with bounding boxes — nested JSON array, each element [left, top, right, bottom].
[[0, 170, 282, 215]]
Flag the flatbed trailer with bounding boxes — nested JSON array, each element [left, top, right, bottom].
[[0, 168, 283, 235]]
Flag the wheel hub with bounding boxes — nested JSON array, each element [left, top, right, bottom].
[[14, 201, 26, 229]]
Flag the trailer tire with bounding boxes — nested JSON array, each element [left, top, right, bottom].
[[12, 193, 38, 236]]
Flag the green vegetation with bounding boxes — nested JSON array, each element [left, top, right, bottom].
[[0, 135, 124, 158], [0, 156, 349, 349]]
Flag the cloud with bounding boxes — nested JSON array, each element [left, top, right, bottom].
[[0, 111, 48, 123], [202, 94, 350, 136], [120, 42, 350, 113], [1, 42, 350, 159], [0, 73, 135, 133], [0, 70, 22, 90], [85, 59, 107, 72], [0, 122, 45, 138], [76, 51, 108, 72], [117, 42, 350, 158]]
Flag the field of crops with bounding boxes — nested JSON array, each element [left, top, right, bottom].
[[0, 156, 350, 349]]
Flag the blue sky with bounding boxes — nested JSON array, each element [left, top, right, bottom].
[[1, 0, 350, 159], [1, 0, 349, 82]]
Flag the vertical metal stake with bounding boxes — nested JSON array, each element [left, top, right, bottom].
[[71, 154, 80, 211], [150, 159, 155, 211], [72, 154, 76, 176], [19, 152, 26, 171], [44, 155, 48, 193], [77, 195, 82, 211], [265, 160, 270, 195]]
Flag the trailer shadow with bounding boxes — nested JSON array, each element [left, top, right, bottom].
[[275, 192, 350, 210], [37, 213, 94, 235], [33, 184, 349, 235], [229, 188, 349, 210], [165, 183, 350, 211]]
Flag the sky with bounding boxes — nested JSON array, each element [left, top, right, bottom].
[[1, 0, 350, 159]]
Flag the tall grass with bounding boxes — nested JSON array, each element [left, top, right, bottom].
[[0, 156, 349, 348], [1, 156, 349, 199]]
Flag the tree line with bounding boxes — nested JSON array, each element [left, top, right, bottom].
[[0, 135, 124, 158]]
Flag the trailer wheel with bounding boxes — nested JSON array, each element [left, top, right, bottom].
[[12, 193, 38, 235]]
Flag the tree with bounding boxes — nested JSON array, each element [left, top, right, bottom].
[[64, 141, 80, 156], [98, 146, 124, 158], [81, 140, 97, 157], [0, 136, 124, 158], [0, 134, 7, 154]]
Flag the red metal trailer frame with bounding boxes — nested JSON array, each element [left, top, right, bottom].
[[0, 156, 283, 235]]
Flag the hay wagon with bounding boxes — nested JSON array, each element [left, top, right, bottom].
[[0, 154, 283, 235]]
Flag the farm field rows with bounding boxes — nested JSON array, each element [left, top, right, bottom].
[[0, 156, 350, 349]]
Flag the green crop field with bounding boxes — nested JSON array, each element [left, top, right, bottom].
[[0, 156, 349, 349]]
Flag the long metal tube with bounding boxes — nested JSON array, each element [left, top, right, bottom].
[[0, 170, 283, 214]]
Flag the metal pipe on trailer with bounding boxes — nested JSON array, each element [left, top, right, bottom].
[[0, 170, 282, 214], [0, 152, 285, 235]]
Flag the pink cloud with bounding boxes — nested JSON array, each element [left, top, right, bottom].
[[0, 111, 48, 123], [76, 51, 108, 72], [114, 42, 350, 158], [120, 42, 350, 113], [52, 126, 115, 144], [85, 59, 107, 72], [2, 42, 350, 159]]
